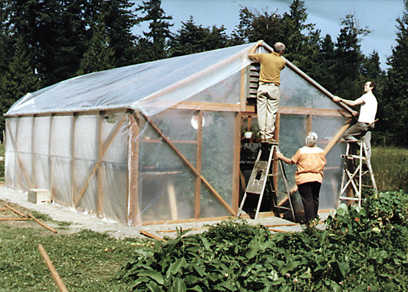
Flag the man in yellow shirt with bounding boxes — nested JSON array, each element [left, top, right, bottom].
[[248, 41, 286, 143]]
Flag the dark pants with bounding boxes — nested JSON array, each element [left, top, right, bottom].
[[298, 182, 321, 223]]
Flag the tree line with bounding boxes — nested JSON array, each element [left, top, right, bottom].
[[0, 0, 407, 146]]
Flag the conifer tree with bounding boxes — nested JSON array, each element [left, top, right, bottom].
[[0, 36, 41, 134], [316, 34, 337, 92], [77, 16, 116, 75], [135, 0, 173, 62], [333, 14, 369, 99], [169, 17, 228, 57], [380, 12, 408, 146]]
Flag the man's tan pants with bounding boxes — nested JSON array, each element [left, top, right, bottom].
[[257, 83, 280, 140]]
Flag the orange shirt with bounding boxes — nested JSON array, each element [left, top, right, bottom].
[[250, 52, 285, 85], [291, 146, 326, 185]]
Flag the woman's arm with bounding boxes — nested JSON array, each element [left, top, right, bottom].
[[276, 151, 293, 165]]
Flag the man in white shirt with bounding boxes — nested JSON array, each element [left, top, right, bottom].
[[333, 81, 378, 156]]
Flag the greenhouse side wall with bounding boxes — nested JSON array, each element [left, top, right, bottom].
[[5, 112, 130, 224]]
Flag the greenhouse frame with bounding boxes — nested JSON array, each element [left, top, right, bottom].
[[4, 41, 354, 225]]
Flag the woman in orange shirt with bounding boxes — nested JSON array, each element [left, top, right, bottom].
[[276, 132, 326, 224]]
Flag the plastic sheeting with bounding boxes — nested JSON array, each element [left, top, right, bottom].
[[6, 43, 254, 117], [5, 41, 350, 224]]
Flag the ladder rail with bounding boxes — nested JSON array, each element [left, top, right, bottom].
[[238, 144, 295, 221]]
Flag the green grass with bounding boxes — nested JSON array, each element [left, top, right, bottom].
[[371, 146, 408, 192], [0, 217, 150, 291]]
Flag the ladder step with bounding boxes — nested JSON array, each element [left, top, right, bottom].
[[339, 197, 360, 201]]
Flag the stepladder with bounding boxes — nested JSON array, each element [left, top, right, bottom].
[[339, 133, 377, 207], [237, 142, 296, 220]]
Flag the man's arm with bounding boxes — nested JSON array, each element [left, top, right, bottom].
[[248, 40, 263, 60], [332, 96, 365, 107]]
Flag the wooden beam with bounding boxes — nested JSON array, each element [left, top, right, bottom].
[[5, 204, 26, 217], [242, 105, 351, 117], [38, 244, 69, 292], [28, 213, 58, 233], [139, 230, 165, 241], [232, 113, 241, 212], [272, 113, 281, 198], [48, 115, 55, 200], [128, 114, 141, 225], [0, 217, 31, 221], [70, 114, 77, 206], [194, 111, 203, 218], [171, 101, 241, 112], [306, 114, 312, 133], [323, 122, 351, 156], [142, 215, 233, 226], [240, 68, 247, 111], [141, 113, 236, 216], [31, 116, 37, 188], [74, 114, 127, 207], [96, 112, 104, 217], [142, 138, 197, 144]]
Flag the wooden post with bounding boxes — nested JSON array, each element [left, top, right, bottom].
[[272, 113, 281, 196], [194, 111, 203, 218], [128, 114, 141, 225], [231, 113, 241, 212], [240, 68, 247, 111], [31, 116, 37, 187], [70, 114, 77, 206], [323, 122, 351, 156], [38, 244, 69, 292], [96, 112, 104, 217], [306, 114, 312, 134], [48, 114, 55, 200]]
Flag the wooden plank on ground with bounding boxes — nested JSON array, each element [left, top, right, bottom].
[[38, 244, 69, 292]]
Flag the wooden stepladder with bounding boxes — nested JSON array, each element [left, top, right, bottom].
[[339, 134, 377, 207], [237, 142, 295, 220]]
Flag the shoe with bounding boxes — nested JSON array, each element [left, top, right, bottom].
[[343, 136, 358, 143], [261, 138, 278, 144]]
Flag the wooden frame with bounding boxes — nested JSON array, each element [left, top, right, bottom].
[[128, 113, 141, 225]]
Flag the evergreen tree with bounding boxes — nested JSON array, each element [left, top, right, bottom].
[[333, 14, 369, 99], [281, 0, 321, 73], [135, 0, 173, 62], [169, 16, 228, 57], [0, 36, 41, 134], [380, 13, 408, 146], [316, 34, 337, 92], [83, 0, 138, 67], [77, 16, 116, 75]]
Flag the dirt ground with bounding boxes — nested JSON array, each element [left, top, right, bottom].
[[0, 184, 332, 239]]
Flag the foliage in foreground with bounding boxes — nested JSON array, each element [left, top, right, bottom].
[[118, 190, 408, 291]]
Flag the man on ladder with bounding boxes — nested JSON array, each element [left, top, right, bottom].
[[237, 41, 294, 220], [333, 81, 378, 206]]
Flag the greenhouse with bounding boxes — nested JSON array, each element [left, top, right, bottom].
[[4, 41, 353, 225]]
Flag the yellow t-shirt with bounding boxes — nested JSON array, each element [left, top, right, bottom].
[[291, 146, 326, 185], [251, 52, 285, 85]]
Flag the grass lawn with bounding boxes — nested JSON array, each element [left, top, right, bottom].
[[0, 201, 150, 292]]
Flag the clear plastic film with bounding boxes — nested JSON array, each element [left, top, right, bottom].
[[6, 43, 254, 117]]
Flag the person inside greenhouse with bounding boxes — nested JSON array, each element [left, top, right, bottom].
[[248, 41, 286, 144], [276, 132, 326, 224], [332, 81, 378, 156]]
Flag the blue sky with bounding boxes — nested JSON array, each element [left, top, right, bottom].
[[133, 0, 405, 68]]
